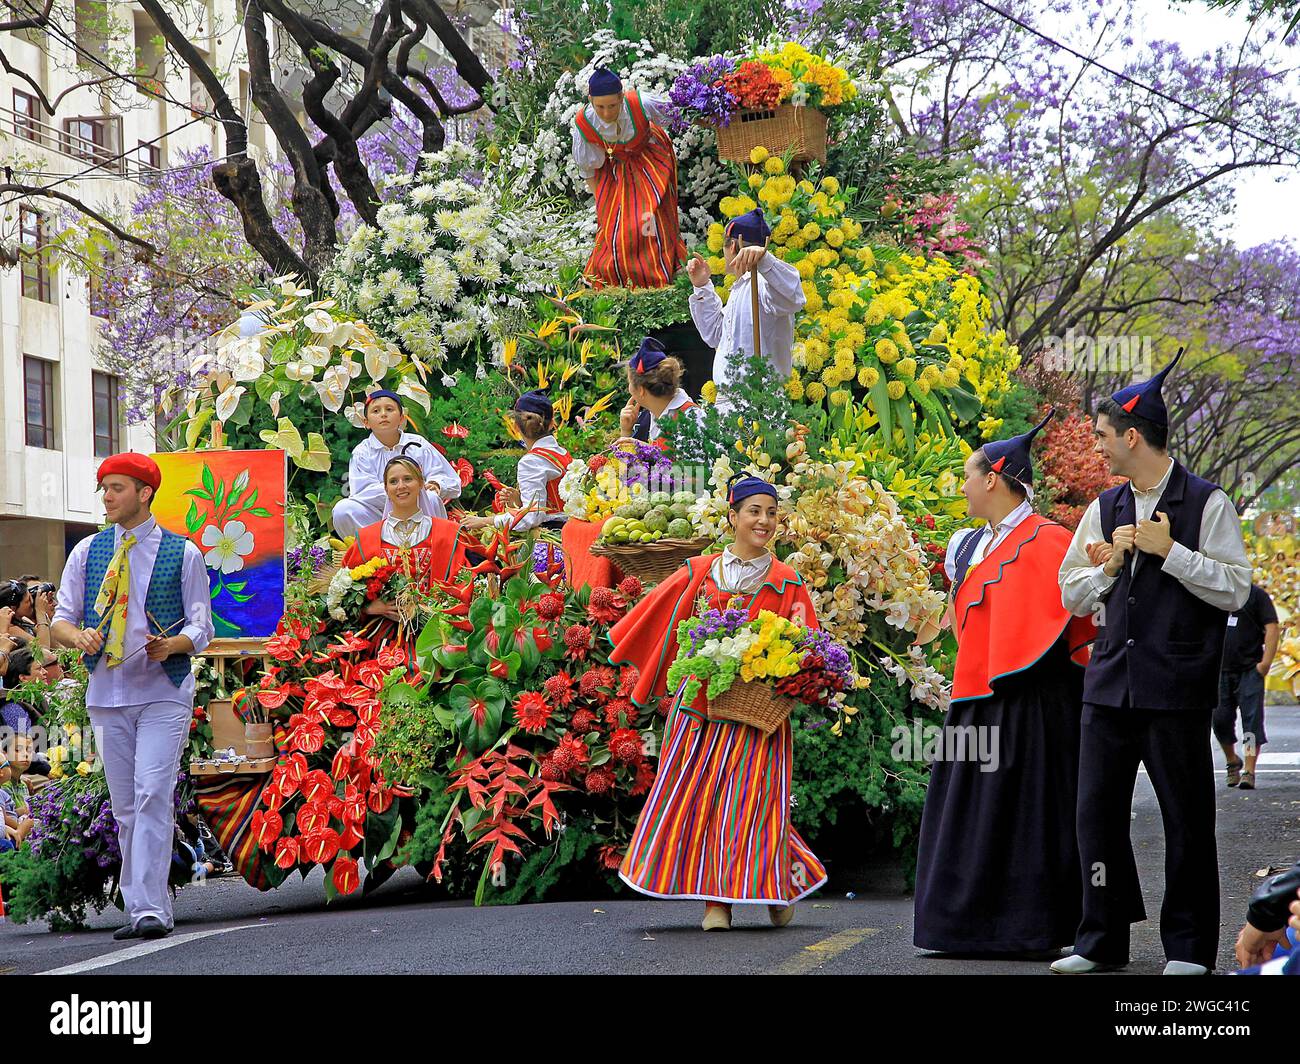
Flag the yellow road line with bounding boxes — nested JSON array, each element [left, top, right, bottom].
[[769, 927, 881, 975]]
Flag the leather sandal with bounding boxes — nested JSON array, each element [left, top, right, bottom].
[[1238, 770, 1256, 790], [1225, 759, 1242, 787]]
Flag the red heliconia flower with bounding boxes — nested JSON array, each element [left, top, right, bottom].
[[543, 671, 575, 707], [586, 586, 625, 625], [301, 827, 341, 866], [631, 760, 657, 796], [563, 624, 593, 660], [578, 665, 617, 699], [617, 576, 643, 600], [274, 837, 300, 870], [296, 800, 331, 836], [570, 707, 599, 734], [266, 631, 303, 662], [603, 696, 636, 727], [512, 691, 553, 734], [609, 727, 643, 765], [251, 809, 283, 852], [597, 843, 625, 870], [584, 765, 615, 796], [537, 592, 565, 620]]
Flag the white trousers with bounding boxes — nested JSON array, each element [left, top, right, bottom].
[[330, 492, 447, 540], [89, 700, 191, 928]]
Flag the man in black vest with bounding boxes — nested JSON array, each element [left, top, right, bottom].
[[1053, 352, 1251, 975]]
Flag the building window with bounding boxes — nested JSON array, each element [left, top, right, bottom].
[[137, 140, 161, 170], [24, 356, 56, 450], [19, 206, 53, 303], [62, 115, 117, 167], [13, 89, 41, 144], [92, 371, 122, 458]]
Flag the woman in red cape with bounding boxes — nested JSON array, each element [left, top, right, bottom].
[[572, 67, 686, 289], [608, 476, 827, 931], [913, 416, 1106, 957], [341, 456, 472, 658]]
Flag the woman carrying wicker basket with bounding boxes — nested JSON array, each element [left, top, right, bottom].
[[608, 475, 827, 931]]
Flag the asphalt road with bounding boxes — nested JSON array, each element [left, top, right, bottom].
[[4, 704, 1297, 976]]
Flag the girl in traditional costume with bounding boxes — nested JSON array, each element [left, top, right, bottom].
[[462, 391, 571, 534], [571, 68, 687, 289], [912, 413, 1097, 956], [609, 475, 827, 931], [341, 456, 472, 615], [332, 390, 462, 540], [616, 338, 700, 446]]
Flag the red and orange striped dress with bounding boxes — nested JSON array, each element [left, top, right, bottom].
[[573, 90, 687, 289], [608, 554, 827, 905]]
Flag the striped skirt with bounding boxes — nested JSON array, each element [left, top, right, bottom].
[[620, 684, 827, 905]]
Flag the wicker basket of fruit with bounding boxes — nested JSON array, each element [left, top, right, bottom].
[[589, 536, 714, 585], [589, 491, 713, 584]]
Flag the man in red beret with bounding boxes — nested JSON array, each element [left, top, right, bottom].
[[51, 452, 213, 940]]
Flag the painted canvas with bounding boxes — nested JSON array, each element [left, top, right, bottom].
[[152, 450, 287, 639]]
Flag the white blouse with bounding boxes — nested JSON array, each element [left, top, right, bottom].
[[570, 93, 672, 179]]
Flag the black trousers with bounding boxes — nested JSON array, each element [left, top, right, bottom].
[[1075, 704, 1219, 968]]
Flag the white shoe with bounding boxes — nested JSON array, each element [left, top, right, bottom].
[[1050, 953, 1126, 974], [1163, 960, 1209, 975]]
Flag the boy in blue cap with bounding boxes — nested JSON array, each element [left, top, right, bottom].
[[1055, 350, 1251, 976], [687, 208, 805, 413]]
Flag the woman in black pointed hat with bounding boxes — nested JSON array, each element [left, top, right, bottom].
[[913, 412, 1099, 958]]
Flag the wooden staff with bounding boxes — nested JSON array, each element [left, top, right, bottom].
[[748, 237, 769, 363]]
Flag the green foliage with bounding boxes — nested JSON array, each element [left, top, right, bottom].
[[482, 819, 612, 905], [570, 274, 694, 358], [371, 679, 456, 789]]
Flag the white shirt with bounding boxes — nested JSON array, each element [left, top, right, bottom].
[[713, 547, 774, 595], [1059, 458, 1251, 616], [689, 253, 806, 403], [494, 435, 570, 531], [943, 499, 1035, 584], [648, 390, 701, 441], [570, 94, 672, 180], [348, 431, 462, 520], [382, 512, 433, 548], [54, 516, 215, 709]]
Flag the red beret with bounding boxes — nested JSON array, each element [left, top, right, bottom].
[[97, 452, 162, 492]]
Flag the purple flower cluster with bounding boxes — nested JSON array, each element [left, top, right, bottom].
[[800, 628, 853, 681], [287, 544, 330, 576], [684, 606, 750, 655], [532, 541, 560, 574], [667, 56, 738, 129]]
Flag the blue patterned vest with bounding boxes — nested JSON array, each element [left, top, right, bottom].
[[82, 526, 191, 687]]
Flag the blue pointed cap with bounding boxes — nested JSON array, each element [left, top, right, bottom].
[[628, 336, 669, 375], [1110, 348, 1183, 427], [588, 67, 623, 96], [982, 408, 1055, 486], [515, 390, 553, 418], [726, 208, 771, 246]]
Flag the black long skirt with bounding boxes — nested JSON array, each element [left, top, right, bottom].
[[912, 635, 1084, 953]]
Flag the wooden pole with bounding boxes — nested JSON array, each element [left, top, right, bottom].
[[749, 238, 767, 363]]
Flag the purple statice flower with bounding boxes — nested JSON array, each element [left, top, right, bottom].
[[532, 541, 559, 575], [287, 544, 330, 577], [666, 56, 738, 129], [801, 629, 853, 681], [684, 605, 751, 654]]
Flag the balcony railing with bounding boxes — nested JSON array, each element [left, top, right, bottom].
[[0, 106, 162, 179]]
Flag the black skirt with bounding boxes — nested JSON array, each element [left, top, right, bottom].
[[912, 635, 1085, 953]]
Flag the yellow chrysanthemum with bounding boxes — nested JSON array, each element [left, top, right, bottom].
[[829, 388, 850, 407], [707, 230, 724, 253], [875, 338, 899, 363], [801, 222, 821, 241], [896, 357, 917, 379], [941, 366, 961, 388], [887, 380, 906, 400], [858, 366, 880, 388], [749, 145, 770, 165], [914, 378, 931, 395], [764, 156, 785, 175], [825, 227, 845, 247], [806, 381, 827, 402], [820, 176, 840, 195], [701, 380, 718, 404], [748, 172, 766, 190]]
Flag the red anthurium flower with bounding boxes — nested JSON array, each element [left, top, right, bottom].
[[331, 855, 361, 895], [367, 786, 394, 814], [263, 788, 284, 813], [354, 660, 390, 690], [338, 823, 364, 851], [327, 794, 345, 818], [331, 748, 353, 781], [306, 671, 348, 698], [266, 631, 303, 662], [289, 619, 315, 642], [300, 769, 334, 804], [251, 809, 283, 852], [339, 684, 375, 707], [488, 658, 510, 679], [453, 457, 474, 487], [376, 644, 407, 670], [356, 702, 381, 727], [324, 705, 357, 728], [296, 801, 330, 836], [341, 787, 367, 824], [442, 421, 470, 440], [287, 715, 326, 754], [274, 837, 300, 870], [301, 828, 341, 866], [444, 643, 469, 655], [284, 752, 309, 785], [352, 721, 377, 755], [531, 626, 553, 653], [256, 686, 293, 710]]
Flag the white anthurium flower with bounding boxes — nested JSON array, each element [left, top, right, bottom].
[[269, 391, 282, 418], [364, 345, 387, 381], [344, 401, 367, 428], [201, 520, 255, 575], [214, 384, 245, 422], [301, 344, 332, 367], [384, 343, 404, 368], [396, 377, 431, 413], [227, 335, 266, 381], [285, 361, 316, 382], [314, 365, 349, 413], [339, 354, 363, 379], [303, 309, 335, 334], [329, 320, 356, 348]]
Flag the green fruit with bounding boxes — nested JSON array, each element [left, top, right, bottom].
[[667, 518, 693, 538], [644, 512, 669, 534], [649, 491, 672, 506], [673, 491, 697, 505]]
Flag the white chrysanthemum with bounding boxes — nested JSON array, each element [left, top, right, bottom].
[[432, 179, 471, 203], [442, 318, 478, 348], [451, 246, 479, 274], [392, 280, 420, 311], [407, 231, 436, 257], [355, 281, 381, 313], [377, 268, 404, 297], [409, 185, 437, 206], [420, 258, 459, 307], [376, 203, 408, 226]]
